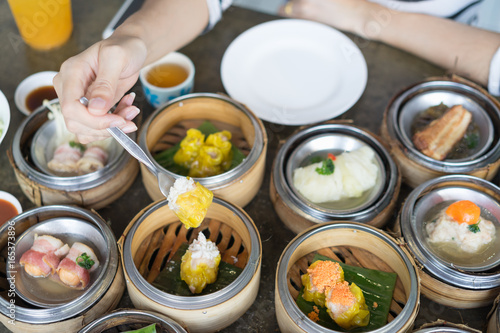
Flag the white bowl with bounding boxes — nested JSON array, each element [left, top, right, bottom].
[[15, 71, 57, 116], [0, 191, 22, 215], [0, 90, 10, 146]]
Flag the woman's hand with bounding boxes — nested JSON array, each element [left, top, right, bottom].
[[53, 35, 147, 143]]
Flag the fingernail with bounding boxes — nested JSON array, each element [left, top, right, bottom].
[[110, 119, 126, 127], [125, 106, 140, 120], [122, 123, 138, 132], [88, 97, 106, 110]]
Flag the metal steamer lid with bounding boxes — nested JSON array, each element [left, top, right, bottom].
[[0, 205, 118, 324], [400, 175, 500, 290], [78, 309, 188, 333], [387, 80, 500, 173], [276, 222, 419, 333], [12, 100, 133, 191], [138, 93, 265, 189], [273, 123, 398, 222], [123, 197, 261, 309]]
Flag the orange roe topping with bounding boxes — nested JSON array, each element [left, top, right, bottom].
[[308, 306, 320, 322], [328, 153, 336, 161], [445, 200, 481, 225], [308, 261, 342, 293], [327, 281, 356, 307]]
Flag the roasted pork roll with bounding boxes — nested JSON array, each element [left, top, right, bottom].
[[77, 145, 108, 174], [19, 234, 70, 278], [57, 242, 99, 289], [47, 142, 84, 173]]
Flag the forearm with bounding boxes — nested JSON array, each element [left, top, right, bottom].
[[111, 0, 209, 65], [356, 3, 500, 85]]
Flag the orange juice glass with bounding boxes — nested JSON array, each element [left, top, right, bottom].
[[7, 0, 73, 50]]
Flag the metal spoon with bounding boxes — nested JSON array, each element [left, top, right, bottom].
[[79, 97, 174, 198]]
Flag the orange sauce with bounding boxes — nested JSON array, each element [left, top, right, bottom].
[[0, 199, 18, 225], [26, 85, 58, 112], [146, 63, 189, 88]]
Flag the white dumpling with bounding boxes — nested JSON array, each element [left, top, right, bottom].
[[292, 146, 379, 204]]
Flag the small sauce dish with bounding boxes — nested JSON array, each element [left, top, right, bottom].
[[15, 71, 58, 116], [0, 190, 22, 225]]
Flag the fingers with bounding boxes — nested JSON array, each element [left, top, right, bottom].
[[87, 44, 128, 116], [114, 92, 141, 122]]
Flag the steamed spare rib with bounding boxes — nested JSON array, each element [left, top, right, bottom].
[[412, 105, 472, 160], [19, 235, 70, 278]]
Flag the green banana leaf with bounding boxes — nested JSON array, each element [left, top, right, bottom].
[[152, 243, 242, 296], [153, 121, 246, 175], [295, 253, 397, 332], [121, 323, 157, 333]]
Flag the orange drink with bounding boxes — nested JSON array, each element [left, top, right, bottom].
[[7, 0, 73, 50]]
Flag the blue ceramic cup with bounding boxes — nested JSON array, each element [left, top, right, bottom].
[[139, 52, 195, 108]]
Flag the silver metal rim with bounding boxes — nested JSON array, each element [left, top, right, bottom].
[[400, 175, 500, 289], [123, 197, 261, 309], [138, 93, 265, 189], [12, 100, 133, 190], [273, 123, 399, 222], [0, 205, 118, 324], [78, 309, 188, 333], [387, 80, 500, 172], [276, 222, 419, 332]]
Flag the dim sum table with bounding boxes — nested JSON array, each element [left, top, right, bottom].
[[0, 0, 495, 331]]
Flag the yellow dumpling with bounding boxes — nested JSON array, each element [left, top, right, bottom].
[[325, 281, 370, 330], [301, 260, 344, 307], [174, 129, 205, 168], [167, 177, 213, 229], [180, 233, 221, 293], [205, 130, 233, 170], [189, 146, 224, 178]]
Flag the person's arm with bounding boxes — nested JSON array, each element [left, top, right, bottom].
[[281, 0, 500, 87], [54, 0, 209, 143]]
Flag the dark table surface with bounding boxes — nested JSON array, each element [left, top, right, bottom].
[[0, 1, 497, 332]]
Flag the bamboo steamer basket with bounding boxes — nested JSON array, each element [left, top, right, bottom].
[[275, 221, 420, 332], [398, 175, 500, 308], [120, 197, 262, 333], [487, 294, 500, 333], [79, 309, 188, 333], [270, 122, 401, 234], [380, 75, 500, 188], [414, 319, 481, 333], [137, 93, 267, 207], [0, 205, 124, 333], [9, 100, 139, 209]]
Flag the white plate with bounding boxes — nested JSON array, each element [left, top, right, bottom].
[[221, 19, 368, 125], [0, 90, 10, 145]]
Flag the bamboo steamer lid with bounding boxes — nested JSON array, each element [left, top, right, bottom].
[[380, 75, 500, 188], [9, 101, 139, 209], [120, 197, 262, 333], [270, 122, 401, 234], [0, 205, 124, 332], [275, 221, 420, 332], [137, 93, 267, 208]]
